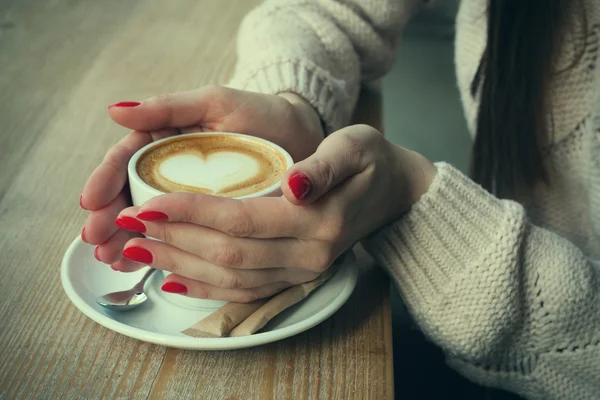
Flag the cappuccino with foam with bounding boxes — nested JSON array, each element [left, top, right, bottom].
[[136, 134, 289, 198], [128, 132, 292, 310]]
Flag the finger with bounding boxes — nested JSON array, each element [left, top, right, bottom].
[[94, 229, 140, 264], [83, 192, 132, 245], [81, 131, 152, 210], [137, 218, 322, 270], [110, 257, 147, 273], [282, 125, 379, 205], [107, 86, 234, 132], [114, 205, 144, 233], [122, 237, 296, 288], [104, 205, 145, 271], [162, 274, 292, 303], [136, 193, 311, 239]]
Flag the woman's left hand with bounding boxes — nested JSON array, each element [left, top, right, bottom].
[[114, 124, 437, 302]]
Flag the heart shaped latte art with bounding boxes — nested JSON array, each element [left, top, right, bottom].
[[158, 152, 261, 194]]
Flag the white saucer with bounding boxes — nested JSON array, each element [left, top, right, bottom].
[[61, 237, 358, 350]]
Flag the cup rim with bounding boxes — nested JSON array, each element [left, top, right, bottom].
[[127, 132, 294, 200]]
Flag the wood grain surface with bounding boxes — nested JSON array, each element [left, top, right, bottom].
[[0, 1, 393, 399]]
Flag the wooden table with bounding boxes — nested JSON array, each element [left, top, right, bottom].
[[0, 1, 393, 399]]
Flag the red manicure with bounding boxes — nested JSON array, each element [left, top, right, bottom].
[[122, 246, 153, 264], [137, 211, 169, 221], [93, 246, 101, 261], [161, 282, 188, 295], [81, 227, 88, 243], [109, 101, 140, 108], [115, 216, 146, 233], [288, 172, 311, 200]]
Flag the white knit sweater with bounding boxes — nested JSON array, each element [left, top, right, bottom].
[[227, 1, 600, 399]]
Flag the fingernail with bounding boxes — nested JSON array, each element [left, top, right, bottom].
[[81, 227, 88, 243], [93, 246, 101, 261], [122, 246, 153, 264], [79, 195, 86, 210], [115, 216, 146, 233], [288, 172, 311, 200], [137, 211, 169, 221], [161, 281, 188, 295], [109, 101, 140, 108], [111, 264, 120, 271]]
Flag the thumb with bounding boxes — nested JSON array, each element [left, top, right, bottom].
[[107, 86, 232, 131], [282, 129, 367, 205]]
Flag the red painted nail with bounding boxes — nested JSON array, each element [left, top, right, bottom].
[[79, 195, 86, 209], [122, 246, 153, 264], [93, 246, 101, 261], [115, 216, 146, 233], [137, 211, 168, 221], [109, 101, 140, 108], [288, 172, 311, 200], [81, 227, 88, 243], [161, 281, 188, 295]]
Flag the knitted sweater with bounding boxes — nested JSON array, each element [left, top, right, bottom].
[[227, 1, 600, 399]]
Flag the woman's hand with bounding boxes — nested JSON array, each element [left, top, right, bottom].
[[114, 124, 437, 302], [80, 86, 324, 269]]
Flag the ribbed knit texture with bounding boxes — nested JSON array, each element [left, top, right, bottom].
[[228, 1, 600, 398], [365, 164, 600, 399]]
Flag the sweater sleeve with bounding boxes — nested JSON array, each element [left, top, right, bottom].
[[363, 163, 600, 400], [226, 0, 432, 133]]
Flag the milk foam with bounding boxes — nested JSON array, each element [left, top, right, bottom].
[[158, 152, 261, 193], [136, 134, 287, 198]]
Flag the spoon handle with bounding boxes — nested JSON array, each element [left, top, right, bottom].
[[134, 268, 157, 291]]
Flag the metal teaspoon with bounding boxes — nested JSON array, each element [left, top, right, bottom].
[[96, 268, 157, 311]]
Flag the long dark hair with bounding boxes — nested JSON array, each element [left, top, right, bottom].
[[470, 1, 586, 199]]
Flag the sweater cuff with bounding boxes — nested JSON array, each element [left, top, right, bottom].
[[226, 59, 351, 133], [363, 162, 525, 310]]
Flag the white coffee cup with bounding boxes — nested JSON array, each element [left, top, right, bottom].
[[127, 132, 294, 310]]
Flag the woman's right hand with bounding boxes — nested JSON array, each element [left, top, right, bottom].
[[80, 86, 325, 268]]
